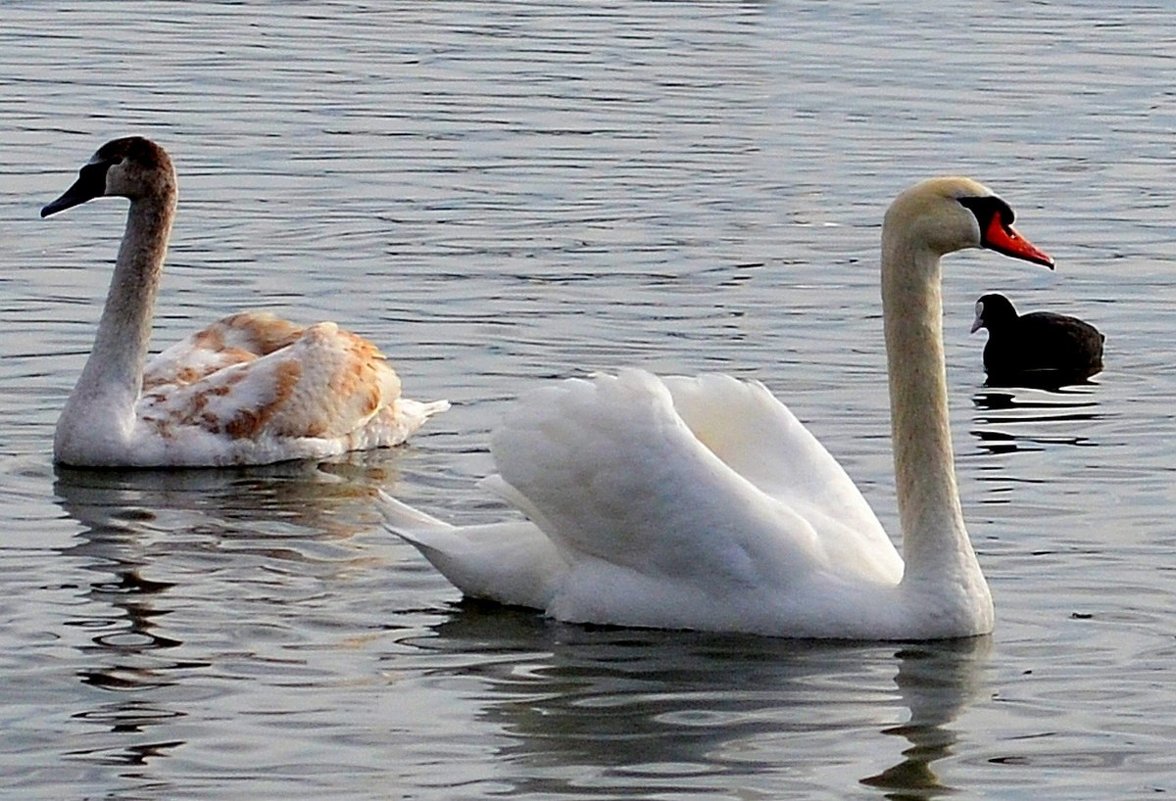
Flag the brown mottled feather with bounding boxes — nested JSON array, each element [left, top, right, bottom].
[[143, 311, 304, 390], [140, 315, 403, 442]]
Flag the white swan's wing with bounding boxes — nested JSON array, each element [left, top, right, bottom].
[[661, 373, 902, 579], [489, 370, 902, 599], [377, 490, 566, 609]]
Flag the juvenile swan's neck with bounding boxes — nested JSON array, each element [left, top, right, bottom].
[[57, 192, 174, 448], [881, 228, 984, 598]]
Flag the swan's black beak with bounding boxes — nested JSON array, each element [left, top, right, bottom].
[[980, 215, 1054, 270], [41, 162, 109, 217]]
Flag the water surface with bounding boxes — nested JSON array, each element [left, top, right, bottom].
[[2, 2, 1175, 799]]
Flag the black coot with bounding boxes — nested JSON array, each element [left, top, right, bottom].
[[971, 293, 1104, 381]]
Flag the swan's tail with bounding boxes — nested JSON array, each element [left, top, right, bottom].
[[399, 398, 451, 424], [374, 397, 450, 448], [376, 489, 456, 544], [376, 489, 564, 610]]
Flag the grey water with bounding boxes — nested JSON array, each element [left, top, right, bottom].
[[2, 2, 1174, 798]]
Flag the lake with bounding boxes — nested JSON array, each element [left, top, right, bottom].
[[2, 2, 1174, 798]]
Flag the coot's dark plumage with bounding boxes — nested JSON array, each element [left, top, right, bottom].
[[971, 293, 1104, 380]]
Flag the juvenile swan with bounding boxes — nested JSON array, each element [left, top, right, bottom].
[[43, 136, 447, 467], [380, 177, 1054, 640]]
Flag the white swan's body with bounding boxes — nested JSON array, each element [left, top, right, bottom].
[[43, 136, 447, 468], [380, 177, 1054, 640]]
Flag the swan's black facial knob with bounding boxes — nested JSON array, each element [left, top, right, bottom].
[[42, 161, 111, 217]]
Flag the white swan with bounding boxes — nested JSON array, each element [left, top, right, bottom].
[[42, 136, 448, 467], [379, 177, 1054, 640]]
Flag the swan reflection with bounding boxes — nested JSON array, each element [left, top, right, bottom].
[[51, 457, 400, 777], [860, 638, 991, 799], [414, 606, 989, 798]]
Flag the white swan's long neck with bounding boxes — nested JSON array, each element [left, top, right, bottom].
[[58, 193, 174, 448], [881, 231, 985, 595]]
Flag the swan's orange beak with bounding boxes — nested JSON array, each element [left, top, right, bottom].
[[981, 215, 1054, 269]]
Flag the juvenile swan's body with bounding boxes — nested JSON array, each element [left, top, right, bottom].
[[43, 136, 447, 467], [380, 177, 1054, 640]]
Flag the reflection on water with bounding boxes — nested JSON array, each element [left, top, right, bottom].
[[970, 383, 1102, 455], [49, 460, 403, 788], [410, 606, 989, 798], [981, 372, 1102, 393], [55, 458, 400, 528], [861, 640, 990, 801]]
